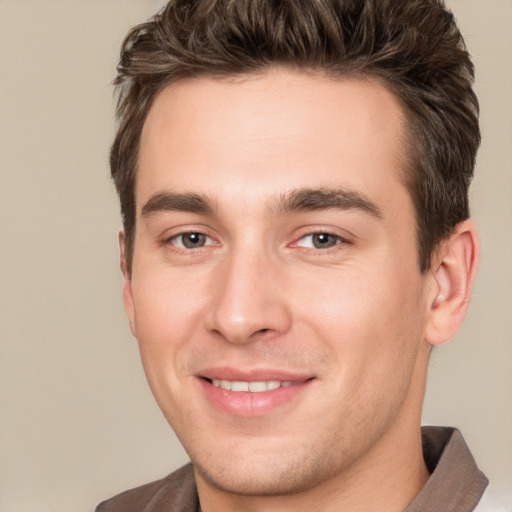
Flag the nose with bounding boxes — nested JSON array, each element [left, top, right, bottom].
[[204, 248, 292, 344]]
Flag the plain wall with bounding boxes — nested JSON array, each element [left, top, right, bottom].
[[0, 1, 510, 511]]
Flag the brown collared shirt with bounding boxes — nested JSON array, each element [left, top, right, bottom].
[[404, 427, 488, 511], [96, 426, 488, 512]]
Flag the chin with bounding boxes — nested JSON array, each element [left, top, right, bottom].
[[189, 440, 342, 497], [194, 462, 319, 496]]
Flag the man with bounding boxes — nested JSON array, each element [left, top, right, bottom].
[[97, 0, 488, 510]]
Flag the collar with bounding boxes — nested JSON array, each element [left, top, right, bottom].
[[404, 426, 488, 512]]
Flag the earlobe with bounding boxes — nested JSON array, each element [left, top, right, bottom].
[[425, 220, 479, 346], [119, 230, 137, 337]]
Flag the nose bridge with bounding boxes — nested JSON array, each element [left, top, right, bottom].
[[205, 240, 290, 343]]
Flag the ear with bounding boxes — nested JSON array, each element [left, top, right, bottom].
[[424, 220, 479, 346], [119, 230, 137, 337]]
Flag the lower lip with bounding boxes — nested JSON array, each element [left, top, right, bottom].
[[198, 379, 312, 417]]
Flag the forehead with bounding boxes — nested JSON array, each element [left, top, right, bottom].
[[138, 69, 409, 214]]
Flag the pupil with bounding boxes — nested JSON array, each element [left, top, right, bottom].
[[183, 233, 205, 248]]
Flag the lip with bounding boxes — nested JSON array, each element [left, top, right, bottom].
[[196, 367, 314, 417]]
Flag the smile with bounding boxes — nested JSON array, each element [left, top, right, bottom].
[[211, 379, 296, 392], [199, 375, 313, 416]]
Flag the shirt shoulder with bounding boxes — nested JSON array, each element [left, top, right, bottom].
[[95, 463, 199, 512]]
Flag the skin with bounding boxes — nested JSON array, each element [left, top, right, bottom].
[[121, 69, 478, 512]]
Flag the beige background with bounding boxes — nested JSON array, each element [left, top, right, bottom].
[[0, 1, 510, 511]]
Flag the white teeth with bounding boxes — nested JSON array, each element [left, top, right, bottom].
[[266, 381, 281, 390], [220, 380, 232, 390], [211, 379, 295, 392], [231, 381, 249, 392], [248, 381, 267, 392]]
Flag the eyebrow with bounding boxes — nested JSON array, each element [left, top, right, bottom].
[[272, 188, 383, 219], [141, 192, 217, 218], [140, 187, 383, 220]]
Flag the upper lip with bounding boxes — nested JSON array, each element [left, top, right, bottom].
[[197, 367, 314, 383]]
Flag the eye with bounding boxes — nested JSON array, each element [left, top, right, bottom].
[[295, 232, 345, 249], [169, 232, 215, 249]]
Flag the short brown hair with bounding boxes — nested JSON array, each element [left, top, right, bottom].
[[111, 0, 479, 273]]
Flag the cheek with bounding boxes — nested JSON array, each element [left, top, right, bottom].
[[130, 269, 207, 392], [132, 265, 206, 339], [295, 261, 426, 375]]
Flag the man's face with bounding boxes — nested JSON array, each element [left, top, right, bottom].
[[124, 70, 434, 495]]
